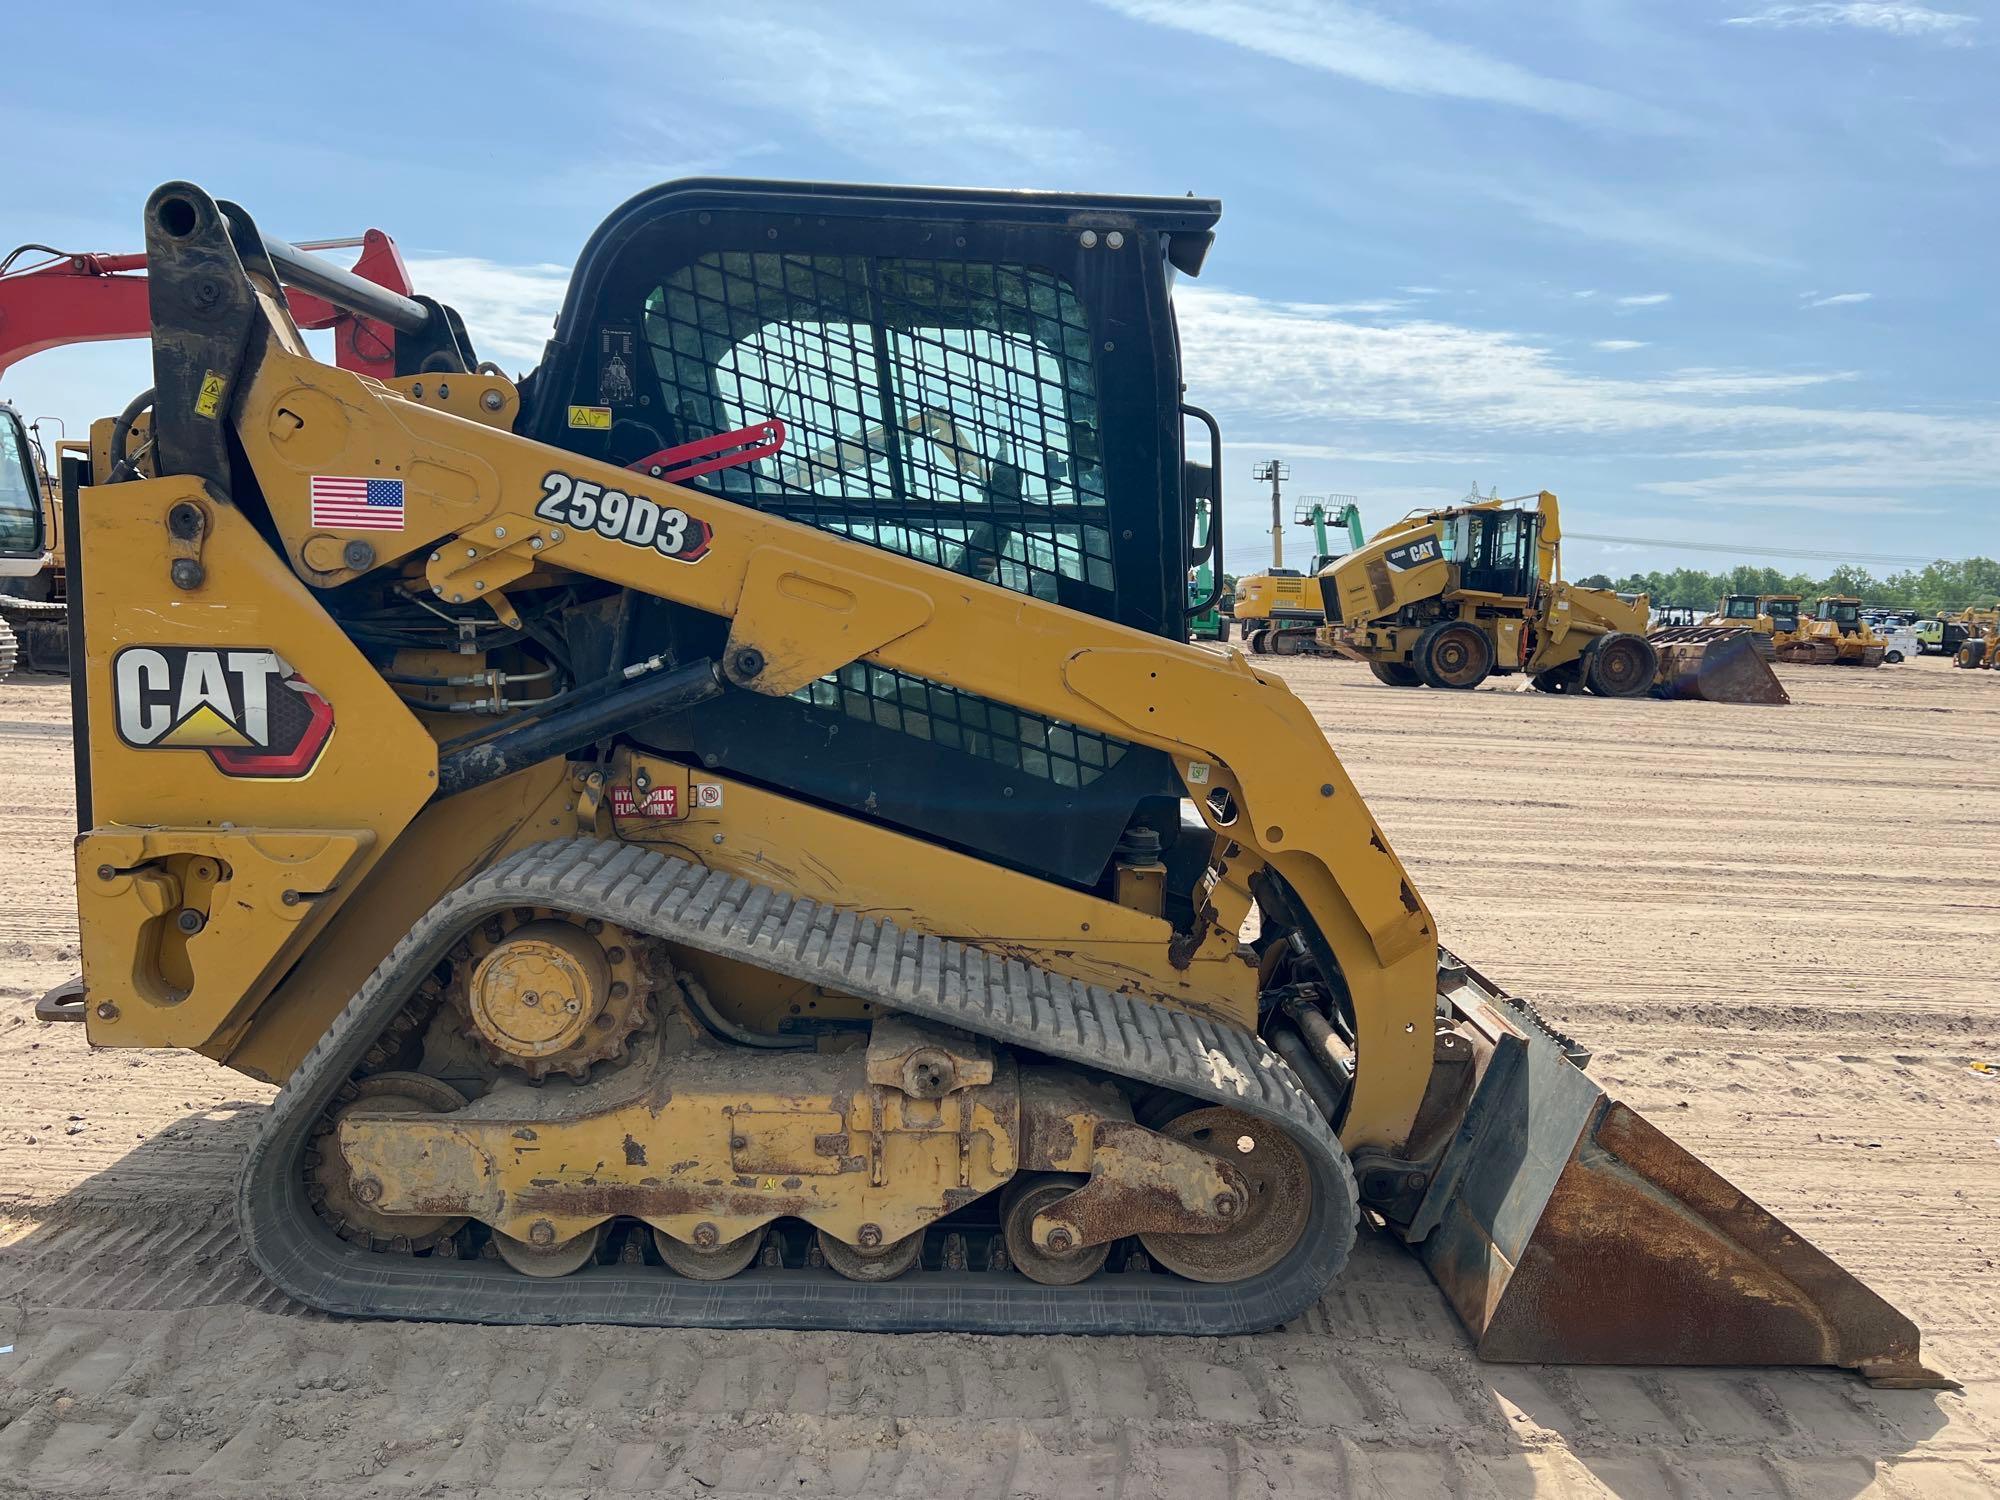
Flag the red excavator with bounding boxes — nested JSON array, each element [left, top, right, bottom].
[[0, 231, 419, 677]]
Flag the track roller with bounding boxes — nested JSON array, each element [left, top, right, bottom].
[[817, 1227, 923, 1282], [491, 1221, 607, 1277], [1002, 1174, 1114, 1286], [653, 1224, 764, 1280]]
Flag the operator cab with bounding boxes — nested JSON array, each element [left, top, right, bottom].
[[1763, 597, 1800, 630], [517, 179, 1225, 890], [0, 403, 47, 575], [1817, 597, 1862, 631], [1440, 506, 1540, 599], [1722, 596, 1759, 620]]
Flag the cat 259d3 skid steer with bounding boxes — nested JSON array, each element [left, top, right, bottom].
[[47, 179, 1942, 1384]]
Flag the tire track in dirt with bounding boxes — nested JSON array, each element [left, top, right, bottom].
[[3, 664, 1997, 1497]]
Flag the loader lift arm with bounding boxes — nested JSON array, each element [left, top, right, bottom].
[[61, 180, 1946, 1385]]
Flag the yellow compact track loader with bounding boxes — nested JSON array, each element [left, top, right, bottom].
[[1316, 493, 1787, 703], [49, 180, 1931, 1380]]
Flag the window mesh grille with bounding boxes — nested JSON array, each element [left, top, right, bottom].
[[796, 663, 1128, 790], [642, 252, 1113, 602]]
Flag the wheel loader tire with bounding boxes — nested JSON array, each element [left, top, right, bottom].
[[1584, 632, 1658, 698], [1957, 641, 1984, 669], [1369, 660, 1423, 688], [1415, 621, 1492, 690]]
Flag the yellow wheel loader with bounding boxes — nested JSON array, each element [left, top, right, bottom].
[[1953, 609, 1998, 669], [47, 179, 1933, 1381], [1316, 493, 1787, 703]]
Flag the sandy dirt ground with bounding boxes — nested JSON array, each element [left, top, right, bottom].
[[1, 656, 1996, 1498]]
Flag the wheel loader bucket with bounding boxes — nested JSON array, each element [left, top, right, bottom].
[[1648, 628, 1790, 704], [1407, 958, 1951, 1388]]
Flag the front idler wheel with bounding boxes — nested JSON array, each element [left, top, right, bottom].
[[1415, 621, 1493, 690], [1138, 1107, 1311, 1283], [1001, 1174, 1113, 1286], [307, 1071, 469, 1252]]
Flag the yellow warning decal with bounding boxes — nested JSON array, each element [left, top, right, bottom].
[[194, 372, 227, 419], [568, 405, 613, 430]]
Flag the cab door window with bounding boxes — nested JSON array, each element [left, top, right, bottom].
[[0, 410, 44, 557], [640, 253, 1113, 607]]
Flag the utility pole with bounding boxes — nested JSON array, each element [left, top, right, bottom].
[[1251, 459, 1290, 570]]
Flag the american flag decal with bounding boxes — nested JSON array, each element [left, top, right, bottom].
[[310, 475, 406, 531]]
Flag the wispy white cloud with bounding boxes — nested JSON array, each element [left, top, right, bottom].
[[1459, 178, 1789, 268], [1804, 290, 1874, 307], [590, 2, 1094, 174], [1091, 0, 1681, 131], [1399, 286, 1444, 296], [1169, 286, 2000, 499], [1594, 340, 1650, 351], [1724, 3, 1978, 42], [405, 257, 569, 365], [1617, 292, 1674, 307], [391, 258, 1991, 542]]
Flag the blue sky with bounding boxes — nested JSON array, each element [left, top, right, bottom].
[[5, 0, 1994, 579]]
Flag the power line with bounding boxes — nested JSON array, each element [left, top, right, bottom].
[[1564, 531, 1949, 567]]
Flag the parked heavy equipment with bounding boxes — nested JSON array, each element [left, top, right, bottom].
[[1234, 495, 1362, 655], [1783, 595, 1886, 667], [0, 401, 52, 678], [1317, 492, 1787, 702], [0, 231, 419, 679], [1954, 608, 1999, 669], [1682, 593, 1804, 660], [43, 178, 1934, 1384]]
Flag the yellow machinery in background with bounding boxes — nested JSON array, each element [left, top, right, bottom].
[[0, 401, 64, 680], [41, 179, 1938, 1384], [1232, 492, 1363, 656], [1954, 607, 1998, 669], [1317, 492, 1787, 702], [1783, 595, 1886, 667], [1690, 593, 1804, 660]]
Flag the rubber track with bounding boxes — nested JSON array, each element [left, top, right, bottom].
[[240, 837, 1360, 1334]]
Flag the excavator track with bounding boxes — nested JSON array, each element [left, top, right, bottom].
[[240, 837, 1360, 1333]]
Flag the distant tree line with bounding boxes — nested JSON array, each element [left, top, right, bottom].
[[1572, 557, 2000, 615]]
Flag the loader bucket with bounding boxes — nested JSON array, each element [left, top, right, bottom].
[[1649, 628, 1790, 704], [1407, 959, 1951, 1388]]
